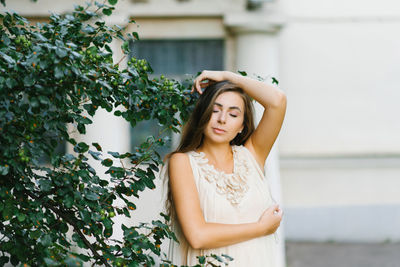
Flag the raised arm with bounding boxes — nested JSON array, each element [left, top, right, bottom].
[[193, 70, 287, 168], [168, 152, 282, 249]]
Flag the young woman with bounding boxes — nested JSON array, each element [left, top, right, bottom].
[[164, 70, 287, 266]]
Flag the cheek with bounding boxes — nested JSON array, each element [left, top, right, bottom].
[[208, 113, 217, 124], [232, 118, 244, 132]]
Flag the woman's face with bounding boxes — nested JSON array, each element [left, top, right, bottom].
[[203, 91, 245, 145]]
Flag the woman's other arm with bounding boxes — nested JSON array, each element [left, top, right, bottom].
[[229, 73, 286, 167], [169, 152, 282, 249], [193, 71, 287, 168]]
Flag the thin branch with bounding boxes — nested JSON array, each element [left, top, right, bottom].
[[78, 97, 91, 105], [115, 54, 126, 66], [84, 0, 96, 11], [100, 128, 168, 204], [94, 0, 108, 14], [23, 190, 112, 267]]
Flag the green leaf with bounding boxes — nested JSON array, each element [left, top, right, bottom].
[[59, 222, 68, 233], [64, 254, 83, 266], [135, 169, 146, 179], [2, 205, 13, 221], [77, 254, 90, 262], [132, 31, 139, 40], [0, 51, 15, 64], [38, 179, 52, 192], [108, 151, 120, 158], [79, 210, 91, 223], [54, 66, 64, 79], [108, 0, 118, 5], [85, 191, 99, 201], [102, 8, 112, 16], [122, 247, 132, 257], [198, 256, 205, 264], [39, 95, 50, 105], [32, 32, 47, 42], [30, 97, 39, 108], [0, 257, 9, 267], [101, 158, 113, 167], [39, 234, 52, 247], [92, 142, 102, 151], [221, 253, 234, 261], [64, 194, 74, 208], [23, 75, 35, 87], [213, 254, 224, 262], [103, 217, 113, 229], [143, 177, 155, 189], [74, 142, 89, 153], [5, 78, 17, 88], [44, 257, 58, 266], [238, 70, 247, 76], [77, 123, 86, 134], [88, 150, 101, 160], [10, 255, 19, 266], [0, 164, 9, 175], [30, 230, 41, 239], [56, 48, 67, 58]]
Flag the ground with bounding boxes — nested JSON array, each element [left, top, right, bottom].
[[285, 241, 400, 267]]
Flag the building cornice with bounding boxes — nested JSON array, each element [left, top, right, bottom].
[[224, 12, 286, 34]]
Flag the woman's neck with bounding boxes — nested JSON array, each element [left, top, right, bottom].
[[197, 140, 233, 165]]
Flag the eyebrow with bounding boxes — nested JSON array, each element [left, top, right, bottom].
[[214, 102, 242, 112]]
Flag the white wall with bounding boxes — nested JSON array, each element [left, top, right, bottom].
[[279, 20, 400, 156], [278, 0, 400, 241]]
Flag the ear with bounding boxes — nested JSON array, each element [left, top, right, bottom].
[[239, 125, 244, 134]]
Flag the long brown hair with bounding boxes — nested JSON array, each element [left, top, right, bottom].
[[178, 80, 255, 152], [164, 80, 255, 219]]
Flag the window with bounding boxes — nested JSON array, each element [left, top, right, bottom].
[[129, 39, 224, 156]]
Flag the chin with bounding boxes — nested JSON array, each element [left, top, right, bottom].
[[204, 133, 235, 145]]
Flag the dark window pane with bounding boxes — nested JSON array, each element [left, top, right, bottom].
[[129, 39, 224, 75], [129, 39, 224, 156]]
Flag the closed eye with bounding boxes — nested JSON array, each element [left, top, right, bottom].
[[230, 114, 237, 117]]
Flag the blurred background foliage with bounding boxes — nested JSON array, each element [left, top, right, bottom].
[[0, 0, 218, 266]]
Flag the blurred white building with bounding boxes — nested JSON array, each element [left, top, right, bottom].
[[4, 0, 400, 265]]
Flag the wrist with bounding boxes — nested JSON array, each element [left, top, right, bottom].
[[254, 221, 266, 237], [224, 71, 240, 83]]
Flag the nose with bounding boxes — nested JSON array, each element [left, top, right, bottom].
[[217, 111, 226, 124]]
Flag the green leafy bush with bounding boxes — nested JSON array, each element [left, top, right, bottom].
[[0, 1, 204, 266]]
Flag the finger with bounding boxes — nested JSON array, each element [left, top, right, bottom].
[[196, 80, 204, 94], [276, 210, 283, 218], [273, 211, 281, 218], [195, 77, 202, 93], [191, 77, 198, 94], [196, 72, 207, 90]]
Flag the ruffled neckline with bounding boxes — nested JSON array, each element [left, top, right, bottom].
[[191, 146, 237, 176], [189, 146, 249, 205]]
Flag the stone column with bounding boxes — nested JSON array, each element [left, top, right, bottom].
[[225, 13, 286, 267], [68, 17, 132, 242]]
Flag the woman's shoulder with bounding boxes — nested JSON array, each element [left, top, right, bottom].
[[169, 152, 190, 165]]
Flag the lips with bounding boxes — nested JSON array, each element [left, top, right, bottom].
[[212, 127, 226, 134]]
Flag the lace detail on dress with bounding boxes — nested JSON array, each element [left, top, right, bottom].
[[189, 146, 249, 205]]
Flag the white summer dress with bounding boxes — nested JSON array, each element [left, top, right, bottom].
[[166, 145, 278, 267]]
